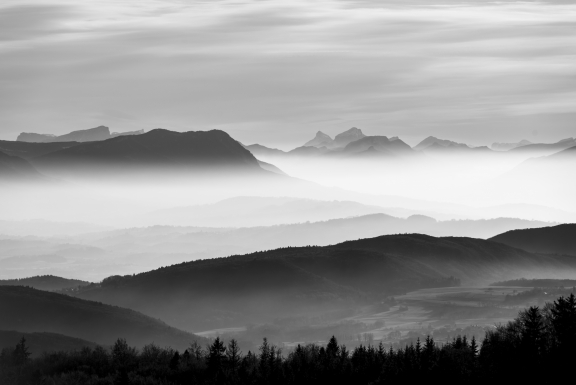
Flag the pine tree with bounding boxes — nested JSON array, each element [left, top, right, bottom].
[[169, 351, 180, 371], [470, 336, 478, 357], [207, 337, 226, 376], [226, 339, 242, 376], [12, 337, 31, 366]]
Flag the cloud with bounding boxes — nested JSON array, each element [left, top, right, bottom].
[[0, 0, 575, 146]]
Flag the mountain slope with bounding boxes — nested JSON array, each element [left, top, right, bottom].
[[510, 138, 576, 156], [413, 136, 469, 151], [71, 233, 576, 331], [342, 136, 413, 156], [0, 151, 45, 181], [0, 141, 80, 160], [0, 286, 204, 349], [32, 129, 267, 178], [0, 330, 98, 356], [490, 224, 576, 256], [303, 131, 334, 148], [491, 140, 531, 151], [334, 127, 366, 147]]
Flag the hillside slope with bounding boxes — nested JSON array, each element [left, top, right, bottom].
[[0, 330, 98, 356], [0, 286, 204, 349], [72, 234, 576, 331], [490, 224, 576, 255], [0, 275, 90, 291], [0, 151, 45, 181]]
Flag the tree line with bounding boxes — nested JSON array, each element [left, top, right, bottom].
[[2, 294, 576, 384]]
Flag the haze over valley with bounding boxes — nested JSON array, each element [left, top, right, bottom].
[[1, 1, 575, 383]]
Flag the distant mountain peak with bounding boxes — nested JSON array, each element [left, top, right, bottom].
[[303, 131, 334, 148], [334, 127, 366, 147], [17, 125, 144, 143], [491, 139, 532, 151], [414, 136, 469, 151]]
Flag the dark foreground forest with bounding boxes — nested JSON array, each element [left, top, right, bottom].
[[2, 294, 576, 385]]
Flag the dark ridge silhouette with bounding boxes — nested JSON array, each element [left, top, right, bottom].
[[0, 275, 90, 291], [342, 136, 413, 156], [31, 129, 268, 178], [17, 125, 144, 143], [0, 140, 80, 159], [0, 286, 204, 349], [490, 224, 576, 256], [0, 330, 98, 356], [0, 151, 45, 181], [70, 234, 576, 330]]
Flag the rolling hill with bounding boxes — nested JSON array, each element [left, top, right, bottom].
[[0, 275, 90, 291], [0, 330, 98, 356], [490, 224, 576, 256], [71, 233, 576, 331], [0, 286, 204, 349]]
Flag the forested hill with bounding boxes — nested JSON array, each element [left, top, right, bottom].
[[490, 224, 576, 255], [0, 286, 205, 350], [0, 275, 90, 291], [0, 331, 98, 357], [72, 234, 576, 331]]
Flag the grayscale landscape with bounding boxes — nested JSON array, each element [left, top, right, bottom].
[[1, 1, 575, 384]]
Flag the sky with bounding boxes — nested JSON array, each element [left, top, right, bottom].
[[0, 0, 575, 149]]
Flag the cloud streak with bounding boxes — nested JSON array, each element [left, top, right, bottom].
[[0, 0, 575, 147]]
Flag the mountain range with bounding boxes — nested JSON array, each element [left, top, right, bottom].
[[17, 125, 144, 143], [68, 232, 576, 331]]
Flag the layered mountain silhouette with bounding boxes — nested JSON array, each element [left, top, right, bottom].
[[509, 137, 576, 156], [491, 139, 531, 151], [413, 136, 470, 151], [334, 127, 366, 147], [0, 275, 90, 291], [490, 224, 576, 256], [31, 129, 268, 179], [300, 127, 366, 149], [17, 125, 143, 143], [341, 136, 413, 156], [70, 233, 576, 330], [0, 286, 204, 349]]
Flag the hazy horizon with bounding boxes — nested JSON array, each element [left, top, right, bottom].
[[1, 0, 576, 148]]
